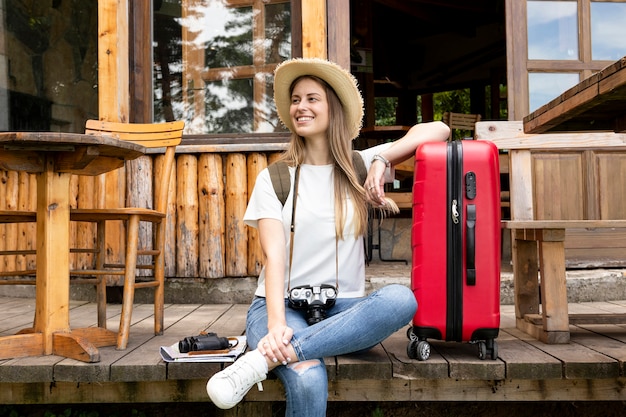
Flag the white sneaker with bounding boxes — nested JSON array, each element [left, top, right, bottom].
[[206, 349, 268, 409]]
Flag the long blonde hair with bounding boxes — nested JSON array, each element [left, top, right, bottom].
[[277, 75, 369, 239]]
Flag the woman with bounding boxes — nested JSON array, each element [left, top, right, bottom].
[[206, 58, 449, 415]]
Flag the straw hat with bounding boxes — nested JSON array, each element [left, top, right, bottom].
[[273, 57, 364, 140]]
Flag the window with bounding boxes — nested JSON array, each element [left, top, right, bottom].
[[507, 0, 626, 119], [528, 72, 579, 112], [590, 2, 626, 60], [527, 1, 578, 60], [153, 0, 291, 134], [0, 1, 98, 132]]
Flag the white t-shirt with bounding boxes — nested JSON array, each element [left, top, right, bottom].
[[243, 143, 394, 298]]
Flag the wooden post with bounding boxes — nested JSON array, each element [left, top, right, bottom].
[[225, 154, 248, 277], [246, 153, 267, 275], [98, 0, 130, 285], [301, 0, 327, 58], [98, 0, 130, 121], [176, 155, 199, 278], [198, 154, 225, 278]]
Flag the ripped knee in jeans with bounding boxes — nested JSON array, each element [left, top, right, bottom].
[[286, 359, 322, 375]]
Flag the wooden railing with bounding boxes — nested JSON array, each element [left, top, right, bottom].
[[0, 138, 289, 282]]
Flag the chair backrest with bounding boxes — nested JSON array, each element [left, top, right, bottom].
[[84, 120, 185, 213], [443, 112, 481, 140], [85, 120, 184, 148]]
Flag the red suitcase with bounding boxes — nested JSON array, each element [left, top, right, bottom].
[[407, 140, 500, 361]]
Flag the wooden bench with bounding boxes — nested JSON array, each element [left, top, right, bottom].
[[476, 121, 626, 343]]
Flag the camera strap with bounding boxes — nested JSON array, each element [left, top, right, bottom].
[[287, 165, 339, 293]]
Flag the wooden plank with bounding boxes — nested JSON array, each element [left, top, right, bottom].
[[3, 376, 626, 404], [110, 303, 214, 382], [381, 328, 449, 379], [431, 341, 505, 381], [505, 325, 619, 379], [161, 304, 242, 380], [504, 220, 626, 229], [52, 303, 157, 383], [497, 330, 562, 380], [475, 121, 626, 149], [335, 343, 392, 380]]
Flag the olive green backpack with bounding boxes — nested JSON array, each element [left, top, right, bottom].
[[267, 151, 367, 206]]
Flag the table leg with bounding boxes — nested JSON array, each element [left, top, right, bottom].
[[34, 162, 72, 351], [28, 160, 115, 362]]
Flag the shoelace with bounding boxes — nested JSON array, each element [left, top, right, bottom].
[[222, 359, 265, 394]]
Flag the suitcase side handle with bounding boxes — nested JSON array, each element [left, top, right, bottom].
[[466, 204, 476, 286]]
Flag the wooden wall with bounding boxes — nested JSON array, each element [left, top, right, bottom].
[[0, 149, 284, 282]]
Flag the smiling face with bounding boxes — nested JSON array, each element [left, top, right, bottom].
[[289, 77, 330, 140]]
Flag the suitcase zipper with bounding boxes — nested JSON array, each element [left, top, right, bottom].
[[446, 141, 464, 342]]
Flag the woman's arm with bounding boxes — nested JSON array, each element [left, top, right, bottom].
[[257, 218, 293, 363], [377, 121, 449, 166], [365, 121, 450, 205]]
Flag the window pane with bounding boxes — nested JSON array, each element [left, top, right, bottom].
[[154, 0, 291, 133], [591, 2, 626, 61], [1, 1, 98, 132], [528, 72, 579, 112], [265, 3, 292, 63], [527, 1, 578, 60], [204, 79, 253, 133], [260, 73, 286, 133], [205, 6, 253, 68]]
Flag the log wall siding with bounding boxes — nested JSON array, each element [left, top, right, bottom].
[[0, 151, 283, 280]]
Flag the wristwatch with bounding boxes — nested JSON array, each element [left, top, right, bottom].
[[371, 154, 391, 167]]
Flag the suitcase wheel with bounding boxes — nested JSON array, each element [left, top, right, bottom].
[[477, 339, 498, 360], [406, 326, 431, 361], [407, 338, 431, 361]]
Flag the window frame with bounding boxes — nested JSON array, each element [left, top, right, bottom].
[[506, 0, 624, 119], [180, 0, 293, 135]]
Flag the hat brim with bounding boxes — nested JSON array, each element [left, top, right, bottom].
[[273, 58, 364, 140]]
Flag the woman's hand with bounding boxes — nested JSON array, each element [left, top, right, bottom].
[[364, 157, 388, 206], [257, 324, 294, 365]]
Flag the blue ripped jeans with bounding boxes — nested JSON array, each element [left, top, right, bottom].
[[245, 284, 417, 417]]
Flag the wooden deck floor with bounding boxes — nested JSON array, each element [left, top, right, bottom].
[[2, 293, 626, 406]]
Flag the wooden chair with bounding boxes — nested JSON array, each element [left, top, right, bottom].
[[70, 120, 184, 349], [442, 112, 482, 140], [0, 211, 37, 283]]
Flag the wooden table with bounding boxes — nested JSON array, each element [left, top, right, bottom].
[[524, 55, 626, 133], [0, 132, 145, 362]]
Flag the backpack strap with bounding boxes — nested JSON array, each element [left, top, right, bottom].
[[268, 151, 367, 206], [268, 161, 291, 206]]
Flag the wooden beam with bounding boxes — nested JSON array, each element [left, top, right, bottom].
[[327, 0, 350, 68], [98, 0, 130, 122], [301, 0, 327, 58]]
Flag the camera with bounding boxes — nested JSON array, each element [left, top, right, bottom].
[[288, 284, 337, 325], [178, 332, 229, 353]]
